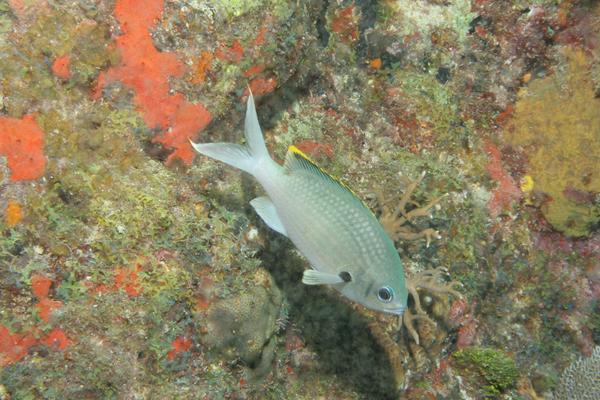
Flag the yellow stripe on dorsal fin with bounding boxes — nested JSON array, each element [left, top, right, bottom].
[[284, 145, 371, 211], [288, 145, 311, 161], [284, 145, 343, 186]]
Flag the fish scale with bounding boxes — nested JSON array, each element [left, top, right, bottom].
[[191, 93, 408, 315], [281, 174, 363, 259]]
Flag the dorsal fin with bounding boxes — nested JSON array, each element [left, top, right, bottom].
[[284, 145, 362, 201]]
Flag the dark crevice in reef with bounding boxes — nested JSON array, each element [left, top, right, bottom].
[[355, 0, 379, 63], [315, 0, 330, 47], [258, 76, 321, 132], [142, 139, 172, 163]]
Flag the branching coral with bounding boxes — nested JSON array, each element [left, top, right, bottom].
[[403, 268, 463, 345], [368, 318, 410, 390], [374, 172, 462, 344], [362, 172, 464, 390], [375, 171, 444, 247]]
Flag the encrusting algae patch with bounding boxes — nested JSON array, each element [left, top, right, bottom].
[[4, 201, 23, 227], [0, 115, 45, 181], [0, 275, 70, 368], [51, 55, 72, 80], [93, 0, 212, 165], [504, 47, 600, 237]]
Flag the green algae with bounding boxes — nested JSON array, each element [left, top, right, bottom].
[[394, 69, 473, 151], [505, 47, 600, 237], [0, 1, 13, 47], [454, 347, 519, 397]]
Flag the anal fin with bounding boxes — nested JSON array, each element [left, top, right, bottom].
[[250, 196, 287, 236]]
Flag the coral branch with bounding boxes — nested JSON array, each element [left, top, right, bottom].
[[375, 172, 443, 247], [403, 268, 463, 344]]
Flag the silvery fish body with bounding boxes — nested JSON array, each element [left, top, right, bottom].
[[191, 94, 408, 315]]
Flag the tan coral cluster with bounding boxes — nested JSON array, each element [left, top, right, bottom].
[[363, 172, 464, 390], [376, 171, 444, 247], [403, 268, 463, 345]]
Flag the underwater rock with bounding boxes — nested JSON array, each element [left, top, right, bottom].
[[201, 268, 283, 369]]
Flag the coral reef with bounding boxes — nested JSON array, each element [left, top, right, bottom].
[[554, 345, 600, 400], [93, 0, 212, 166], [0, 0, 598, 398], [403, 268, 462, 345], [374, 172, 462, 345]]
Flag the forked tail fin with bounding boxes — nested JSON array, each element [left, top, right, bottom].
[[190, 92, 269, 175]]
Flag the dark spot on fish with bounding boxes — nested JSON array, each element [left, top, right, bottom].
[[339, 271, 352, 282]]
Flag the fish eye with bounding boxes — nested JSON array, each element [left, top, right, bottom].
[[377, 286, 394, 303]]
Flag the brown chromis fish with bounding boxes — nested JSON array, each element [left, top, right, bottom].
[[191, 94, 408, 315]]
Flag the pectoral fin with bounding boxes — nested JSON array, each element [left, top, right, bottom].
[[302, 269, 345, 285], [250, 196, 287, 236]]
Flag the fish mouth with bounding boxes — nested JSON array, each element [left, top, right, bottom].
[[386, 306, 406, 316]]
